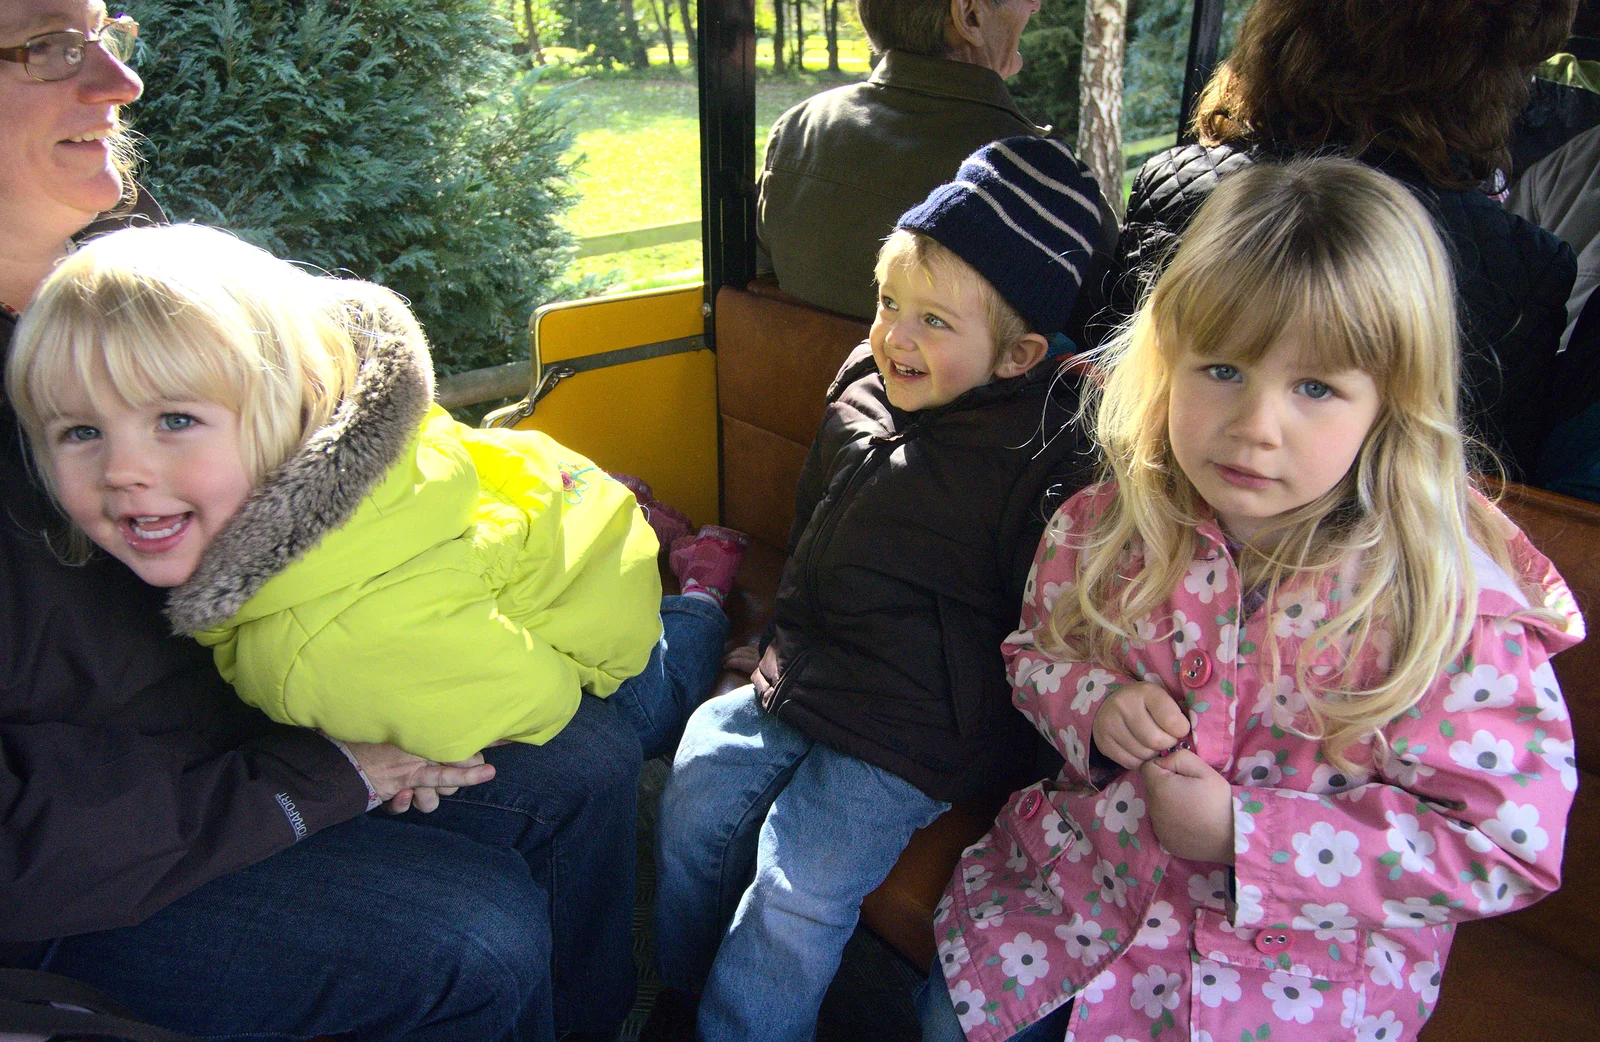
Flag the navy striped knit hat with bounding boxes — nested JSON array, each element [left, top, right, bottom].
[[896, 136, 1103, 341]]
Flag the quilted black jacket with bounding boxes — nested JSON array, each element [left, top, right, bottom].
[[1106, 143, 1581, 478]]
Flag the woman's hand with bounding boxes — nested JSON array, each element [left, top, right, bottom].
[[1141, 749, 1234, 864], [1091, 681, 1191, 768], [344, 742, 495, 813]]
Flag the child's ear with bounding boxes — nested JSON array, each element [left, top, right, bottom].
[[993, 333, 1050, 379]]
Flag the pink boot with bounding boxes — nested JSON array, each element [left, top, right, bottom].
[[610, 472, 693, 548], [669, 525, 749, 607]]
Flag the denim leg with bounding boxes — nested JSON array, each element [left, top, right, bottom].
[[41, 812, 554, 1042], [916, 958, 1074, 1042], [652, 687, 811, 995], [412, 692, 642, 1037], [609, 596, 731, 760], [697, 743, 950, 1042]]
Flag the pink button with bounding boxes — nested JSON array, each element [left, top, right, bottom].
[[1179, 649, 1212, 690], [1254, 928, 1294, 955], [1018, 790, 1043, 820]]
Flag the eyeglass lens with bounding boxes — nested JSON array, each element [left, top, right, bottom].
[[26, 18, 136, 80]]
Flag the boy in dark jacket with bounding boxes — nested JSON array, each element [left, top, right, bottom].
[[652, 137, 1105, 1042]]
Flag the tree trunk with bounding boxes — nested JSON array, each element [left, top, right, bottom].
[[522, 0, 545, 64], [618, 0, 651, 68], [648, 0, 676, 66], [678, 0, 696, 61], [825, 0, 839, 72], [772, 0, 786, 72], [1077, 0, 1127, 217], [792, 0, 806, 71]]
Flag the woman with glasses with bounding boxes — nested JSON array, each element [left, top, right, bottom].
[[0, 4, 639, 1041]]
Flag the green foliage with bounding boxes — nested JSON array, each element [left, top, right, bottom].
[[1010, 0, 1086, 139], [1123, 0, 1252, 143], [555, 0, 636, 67], [125, 0, 578, 373]]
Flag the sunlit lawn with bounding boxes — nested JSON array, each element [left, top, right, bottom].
[[537, 65, 868, 294]]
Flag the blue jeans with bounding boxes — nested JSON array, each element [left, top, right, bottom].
[[37, 692, 641, 1042], [917, 957, 1074, 1042], [653, 687, 949, 1042], [610, 595, 730, 760]]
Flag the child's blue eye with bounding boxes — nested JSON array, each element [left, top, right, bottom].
[[1206, 364, 1241, 382], [1298, 380, 1333, 400], [924, 314, 948, 329], [879, 295, 898, 312], [158, 413, 198, 431], [60, 425, 101, 443]]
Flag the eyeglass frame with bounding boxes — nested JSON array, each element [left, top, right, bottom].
[[0, 14, 138, 82]]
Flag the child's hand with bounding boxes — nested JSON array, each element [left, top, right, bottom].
[[346, 742, 495, 811], [1091, 681, 1191, 768], [1140, 749, 1234, 864]]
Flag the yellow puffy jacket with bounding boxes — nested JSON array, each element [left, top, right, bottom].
[[166, 330, 661, 764]]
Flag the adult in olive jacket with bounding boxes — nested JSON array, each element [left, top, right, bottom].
[[0, 5, 639, 1040]]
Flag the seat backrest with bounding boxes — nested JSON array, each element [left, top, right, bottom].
[[1487, 482, 1600, 971], [715, 282, 869, 550]]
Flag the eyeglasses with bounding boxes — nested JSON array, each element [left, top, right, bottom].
[[0, 15, 138, 83]]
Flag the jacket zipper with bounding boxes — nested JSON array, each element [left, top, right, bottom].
[[803, 425, 912, 610]]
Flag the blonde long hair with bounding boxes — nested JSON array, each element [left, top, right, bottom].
[[1050, 158, 1514, 769], [8, 224, 427, 506]]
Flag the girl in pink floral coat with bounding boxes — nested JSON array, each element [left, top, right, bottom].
[[921, 158, 1585, 1042]]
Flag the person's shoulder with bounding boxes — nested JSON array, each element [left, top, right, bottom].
[[1127, 142, 1254, 226]]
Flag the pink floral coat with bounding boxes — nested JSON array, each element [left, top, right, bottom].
[[938, 484, 1584, 1042]]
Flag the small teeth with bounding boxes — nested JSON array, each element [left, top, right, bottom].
[[66, 130, 109, 143]]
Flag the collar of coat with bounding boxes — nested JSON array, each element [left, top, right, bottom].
[[165, 314, 435, 636]]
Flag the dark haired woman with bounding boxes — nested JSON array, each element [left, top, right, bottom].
[[1107, 0, 1582, 479]]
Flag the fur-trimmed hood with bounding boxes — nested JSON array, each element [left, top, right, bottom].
[[165, 316, 434, 636]]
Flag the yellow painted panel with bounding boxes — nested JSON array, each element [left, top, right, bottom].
[[510, 284, 720, 528]]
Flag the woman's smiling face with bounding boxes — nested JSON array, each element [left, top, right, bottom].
[[0, 0, 142, 240]]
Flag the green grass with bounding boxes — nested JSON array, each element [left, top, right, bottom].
[[536, 69, 867, 293]]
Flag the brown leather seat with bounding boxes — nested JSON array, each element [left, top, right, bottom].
[[713, 281, 1600, 1037]]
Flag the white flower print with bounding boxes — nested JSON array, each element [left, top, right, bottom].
[[1449, 730, 1519, 776], [934, 892, 953, 926], [1409, 958, 1442, 1004], [1058, 725, 1090, 777], [1090, 858, 1130, 907], [1097, 780, 1146, 835], [1384, 811, 1438, 874], [1274, 586, 1328, 639], [1234, 793, 1257, 856], [1189, 870, 1230, 911], [1006, 840, 1029, 873], [1072, 668, 1116, 714], [1540, 735, 1578, 792], [999, 932, 1051, 986], [1055, 914, 1110, 965], [961, 862, 994, 895], [1529, 661, 1567, 721], [1370, 627, 1394, 671], [1292, 821, 1362, 887], [937, 934, 970, 973], [1309, 763, 1368, 794], [1132, 614, 1160, 649], [1382, 896, 1450, 928], [1341, 987, 1366, 1029], [1253, 673, 1309, 729], [1078, 969, 1117, 1004], [1234, 749, 1283, 787], [1356, 1010, 1404, 1042], [1133, 900, 1182, 950], [1443, 816, 1498, 854], [1216, 622, 1240, 664], [1471, 863, 1534, 913], [967, 898, 1007, 930], [1184, 558, 1229, 604], [1262, 971, 1324, 1023], [1480, 801, 1550, 863], [1040, 580, 1066, 616], [1381, 747, 1437, 788], [1443, 663, 1519, 713], [1130, 966, 1183, 1018], [1170, 610, 1203, 659], [1294, 902, 1358, 943], [1235, 883, 1265, 924], [1045, 508, 1075, 542], [1194, 959, 1242, 1007], [1033, 661, 1068, 696], [947, 979, 989, 1031], [1365, 933, 1407, 988]]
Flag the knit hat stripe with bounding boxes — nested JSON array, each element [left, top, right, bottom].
[[950, 179, 1084, 276], [965, 159, 1096, 256], [991, 140, 1101, 225]]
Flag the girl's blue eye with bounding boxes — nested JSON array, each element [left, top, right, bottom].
[[60, 425, 100, 443], [880, 295, 897, 312], [1298, 380, 1333, 400], [158, 413, 198, 431], [924, 314, 948, 329], [1206, 364, 1241, 382]]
